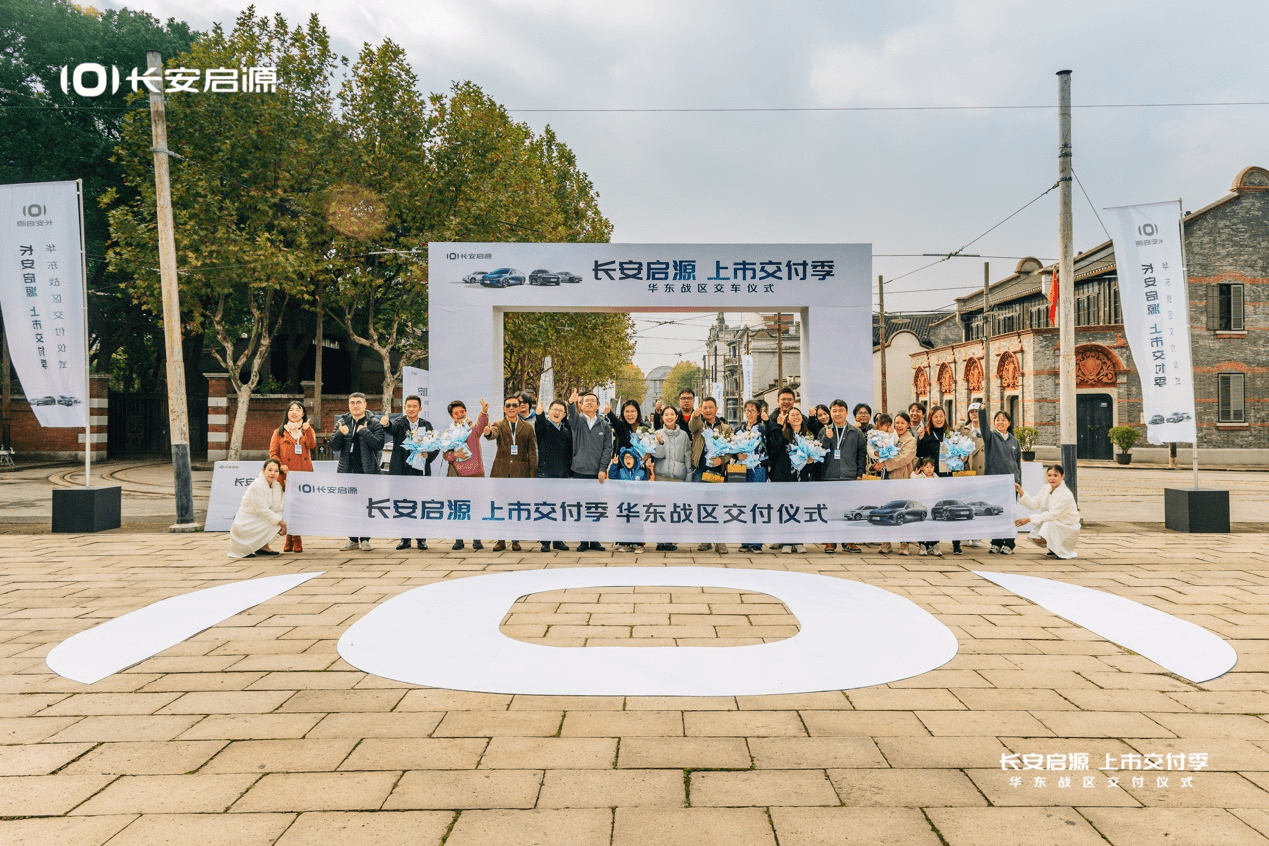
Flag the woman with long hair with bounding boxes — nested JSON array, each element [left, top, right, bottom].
[[871, 411, 917, 554], [227, 458, 287, 559], [269, 400, 315, 552], [977, 404, 1022, 555], [653, 406, 691, 551], [917, 406, 959, 555], [765, 405, 820, 555], [608, 398, 649, 473]]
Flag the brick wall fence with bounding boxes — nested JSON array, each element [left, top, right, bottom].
[[1, 373, 108, 462], [206, 374, 403, 461]]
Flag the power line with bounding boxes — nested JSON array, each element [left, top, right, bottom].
[[1073, 169, 1111, 241], [507, 101, 1269, 114]]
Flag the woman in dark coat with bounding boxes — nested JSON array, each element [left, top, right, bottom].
[[765, 406, 821, 555], [977, 403, 1022, 554]]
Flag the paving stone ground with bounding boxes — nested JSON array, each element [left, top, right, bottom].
[[4, 468, 1269, 844]]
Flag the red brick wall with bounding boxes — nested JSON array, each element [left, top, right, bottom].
[[4, 374, 107, 461]]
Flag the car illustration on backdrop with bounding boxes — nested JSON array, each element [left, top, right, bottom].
[[57, 396, 82, 407], [967, 501, 1003, 516], [844, 505, 879, 521], [529, 269, 561, 286], [868, 500, 928, 525], [1167, 412, 1192, 423], [30, 396, 57, 406], [462, 271, 486, 284], [556, 271, 581, 283], [931, 500, 975, 521], [1149, 414, 1165, 425], [480, 268, 526, 288]]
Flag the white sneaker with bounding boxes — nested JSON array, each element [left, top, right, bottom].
[[359, 540, 373, 551], [932, 547, 943, 557], [697, 543, 713, 551], [339, 540, 358, 551], [1000, 546, 1014, 555], [782, 545, 794, 554], [918, 547, 928, 556]]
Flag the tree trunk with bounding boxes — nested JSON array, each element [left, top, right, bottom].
[[228, 383, 252, 461]]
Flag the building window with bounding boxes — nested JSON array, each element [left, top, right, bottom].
[[1218, 373, 1246, 423], [1207, 283, 1245, 331]]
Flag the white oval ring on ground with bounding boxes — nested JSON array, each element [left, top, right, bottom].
[[975, 570, 1236, 683], [337, 567, 958, 696], [47, 572, 324, 685]]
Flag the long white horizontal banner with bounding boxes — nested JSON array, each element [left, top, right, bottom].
[[284, 473, 1018, 543]]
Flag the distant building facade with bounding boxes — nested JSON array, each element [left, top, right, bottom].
[[910, 166, 1269, 465]]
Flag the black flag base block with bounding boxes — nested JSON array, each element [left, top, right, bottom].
[[1164, 488, 1230, 533], [52, 486, 122, 533]]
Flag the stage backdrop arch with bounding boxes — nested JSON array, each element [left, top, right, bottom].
[[430, 244, 871, 413]]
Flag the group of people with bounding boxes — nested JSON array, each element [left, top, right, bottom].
[[227, 387, 1081, 561]]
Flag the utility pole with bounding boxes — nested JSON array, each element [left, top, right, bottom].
[[775, 312, 784, 392], [983, 261, 991, 413], [1057, 69, 1078, 501], [877, 276, 888, 414], [1, 328, 10, 450], [147, 50, 197, 530]]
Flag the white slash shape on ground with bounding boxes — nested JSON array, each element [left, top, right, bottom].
[[975, 570, 1237, 683], [46, 571, 323, 684]]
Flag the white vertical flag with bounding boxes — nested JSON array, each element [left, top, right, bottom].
[[538, 356, 554, 406], [1105, 200, 1197, 445], [742, 354, 754, 401], [402, 366, 429, 419], [0, 181, 88, 427], [711, 381, 723, 404]]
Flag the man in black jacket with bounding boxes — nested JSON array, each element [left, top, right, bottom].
[[819, 399, 867, 554], [332, 393, 385, 551], [534, 399, 573, 552], [380, 394, 435, 551]]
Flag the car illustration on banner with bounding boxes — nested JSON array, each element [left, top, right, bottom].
[[844, 505, 878, 521], [57, 396, 82, 407], [930, 499, 975, 521], [556, 271, 581, 283], [30, 396, 57, 406], [480, 268, 526, 288], [529, 269, 561, 286], [868, 500, 928, 525], [967, 501, 1003, 516], [462, 271, 486, 284], [1149, 414, 1165, 425], [1167, 411, 1192, 423]]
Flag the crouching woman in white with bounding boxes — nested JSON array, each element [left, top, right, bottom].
[[1013, 464, 1081, 559], [228, 459, 288, 559]]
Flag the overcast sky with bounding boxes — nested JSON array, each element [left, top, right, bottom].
[[117, 0, 1269, 372]]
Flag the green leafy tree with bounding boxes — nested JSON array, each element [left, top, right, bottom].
[[615, 362, 646, 405], [0, 0, 198, 388], [659, 361, 702, 407], [503, 313, 635, 398], [105, 9, 339, 457]]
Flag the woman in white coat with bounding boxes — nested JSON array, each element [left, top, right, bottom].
[[228, 459, 288, 559], [1014, 464, 1081, 559]]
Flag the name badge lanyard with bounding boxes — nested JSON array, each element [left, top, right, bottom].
[[509, 420, 519, 456], [833, 425, 847, 461]]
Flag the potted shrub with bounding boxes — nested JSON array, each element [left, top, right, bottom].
[[1013, 425, 1039, 462], [1108, 425, 1141, 465]]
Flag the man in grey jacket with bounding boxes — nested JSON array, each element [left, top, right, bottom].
[[819, 399, 868, 554], [567, 390, 614, 551]]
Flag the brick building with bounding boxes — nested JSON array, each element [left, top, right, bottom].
[[910, 165, 1268, 465]]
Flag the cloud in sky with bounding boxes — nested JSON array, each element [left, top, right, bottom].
[[113, 0, 1269, 366]]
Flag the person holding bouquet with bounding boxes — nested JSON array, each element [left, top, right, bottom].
[[381, 395, 436, 551], [690, 397, 734, 554], [734, 400, 770, 553], [820, 399, 867, 554], [269, 401, 315, 552], [443, 398, 489, 551], [917, 405, 960, 555], [766, 405, 822, 555], [870, 412, 917, 554], [652, 406, 691, 551]]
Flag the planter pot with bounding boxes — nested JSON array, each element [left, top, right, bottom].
[[1115, 453, 1132, 465], [1021, 451, 1035, 462]]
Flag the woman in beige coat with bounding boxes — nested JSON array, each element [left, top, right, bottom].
[[870, 412, 917, 554]]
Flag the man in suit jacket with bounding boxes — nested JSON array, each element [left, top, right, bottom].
[[484, 394, 539, 551], [688, 397, 734, 554], [331, 392, 385, 551], [380, 394, 435, 551]]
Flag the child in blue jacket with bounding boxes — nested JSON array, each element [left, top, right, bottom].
[[611, 447, 650, 553]]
